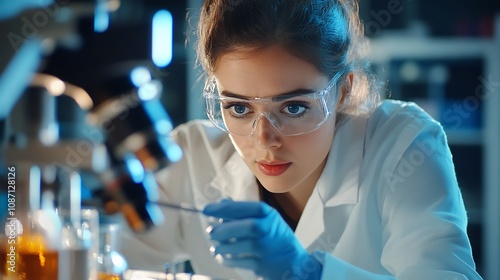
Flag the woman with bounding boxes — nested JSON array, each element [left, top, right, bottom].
[[120, 0, 482, 279]]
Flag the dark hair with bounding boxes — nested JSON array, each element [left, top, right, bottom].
[[197, 0, 380, 117]]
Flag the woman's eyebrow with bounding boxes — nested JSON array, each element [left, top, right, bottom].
[[220, 89, 316, 101]]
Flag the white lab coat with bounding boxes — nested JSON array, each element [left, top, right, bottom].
[[120, 100, 483, 280]]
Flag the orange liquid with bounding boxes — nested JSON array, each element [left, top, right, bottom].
[[17, 250, 58, 280], [97, 272, 122, 280], [13, 235, 59, 280], [0, 246, 6, 277]]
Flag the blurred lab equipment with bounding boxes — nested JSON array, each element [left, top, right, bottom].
[[0, 0, 181, 231], [58, 206, 100, 280], [58, 171, 93, 280], [0, 0, 182, 279], [96, 218, 128, 280]]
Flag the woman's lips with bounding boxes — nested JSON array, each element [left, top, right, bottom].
[[257, 162, 291, 176]]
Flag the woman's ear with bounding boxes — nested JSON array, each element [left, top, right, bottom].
[[338, 73, 353, 109]]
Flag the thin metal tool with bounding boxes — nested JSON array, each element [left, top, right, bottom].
[[153, 201, 202, 213]]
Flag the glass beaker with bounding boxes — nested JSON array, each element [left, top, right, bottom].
[[10, 209, 62, 280], [58, 208, 98, 280], [83, 208, 101, 280], [3, 166, 62, 280], [96, 221, 128, 280], [57, 171, 97, 280], [1, 211, 59, 280]]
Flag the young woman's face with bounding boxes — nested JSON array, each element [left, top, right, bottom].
[[214, 46, 338, 194]]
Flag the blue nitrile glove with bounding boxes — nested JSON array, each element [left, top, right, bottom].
[[203, 199, 323, 280]]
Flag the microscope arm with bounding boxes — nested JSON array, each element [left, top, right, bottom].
[[0, 0, 52, 119], [0, 1, 109, 119]]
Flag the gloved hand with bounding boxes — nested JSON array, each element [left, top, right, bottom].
[[203, 199, 323, 280]]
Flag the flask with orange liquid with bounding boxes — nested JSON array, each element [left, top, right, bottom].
[[3, 165, 62, 280]]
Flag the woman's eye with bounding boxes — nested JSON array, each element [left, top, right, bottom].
[[284, 105, 305, 115], [227, 104, 251, 116], [232, 105, 247, 114], [282, 102, 309, 116]]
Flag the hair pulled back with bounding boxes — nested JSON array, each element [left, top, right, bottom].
[[197, 0, 380, 117]]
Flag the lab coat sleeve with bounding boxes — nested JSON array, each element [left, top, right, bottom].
[[313, 250, 472, 280], [375, 122, 482, 279], [312, 251, 395, 279]]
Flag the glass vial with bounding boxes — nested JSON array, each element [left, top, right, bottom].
[[96, 222, 128, 280], [57, 171, 92, 280]]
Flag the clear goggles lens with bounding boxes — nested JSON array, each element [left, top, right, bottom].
[[203, 77, 340, 136]]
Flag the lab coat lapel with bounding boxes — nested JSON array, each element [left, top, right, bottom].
[[296, 116, 367, 249], [209, 152, 260, 201]]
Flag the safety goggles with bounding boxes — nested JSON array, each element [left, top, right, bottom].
[[203, 75, 341, 136]]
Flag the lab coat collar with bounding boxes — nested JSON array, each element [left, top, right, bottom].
[[296, 116, 368, 249], [209, 152, 260, 201], [317, 116, 367, 207]]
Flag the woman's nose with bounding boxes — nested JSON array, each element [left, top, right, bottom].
[[252, 114, 282, 149]]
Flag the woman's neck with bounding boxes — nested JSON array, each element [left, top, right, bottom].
[[273, 181, 315, 223], [280, 154, 328, 220], [262, 154, 328, 225]]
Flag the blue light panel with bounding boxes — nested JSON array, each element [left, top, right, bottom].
[[152, 10, 173, 67]]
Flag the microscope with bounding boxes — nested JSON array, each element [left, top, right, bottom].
[[1, 0, 182, 279]]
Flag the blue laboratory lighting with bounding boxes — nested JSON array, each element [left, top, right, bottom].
[[152, 10, 173, 67], [125, 156, 145, 183], [94, 2, 109, 33], [166, 143, 183, 163], [130, 67, 152, 87]]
